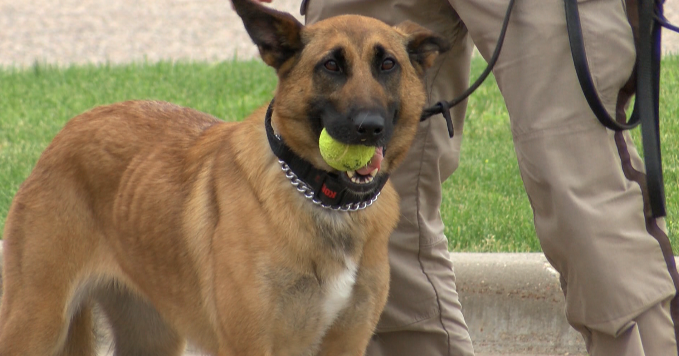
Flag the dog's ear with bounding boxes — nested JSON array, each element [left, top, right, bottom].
[[232, 0, 304, 69], [395, 21, 450, 75]]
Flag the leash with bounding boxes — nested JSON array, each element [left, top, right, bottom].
[[420, 0, 677, 218], [420, 0, 516, 138], [565, 3, 679, 351], [565, 0, 677, 218]]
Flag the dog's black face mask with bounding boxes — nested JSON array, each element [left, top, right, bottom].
[[306, 100, 398, 149], [305, 44, 404, 150]]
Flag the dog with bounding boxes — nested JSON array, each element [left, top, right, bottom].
[[0, 1, 449, 355]]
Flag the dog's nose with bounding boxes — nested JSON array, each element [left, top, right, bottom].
[[353, 112, 385, 140]]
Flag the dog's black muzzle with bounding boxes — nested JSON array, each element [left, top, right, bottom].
[[321, 106, 395, 148]]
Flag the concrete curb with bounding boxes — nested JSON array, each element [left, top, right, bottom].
[[1, 246, 673, 355], [453, 253, 586, 355]]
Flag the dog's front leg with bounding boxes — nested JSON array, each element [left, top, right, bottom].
[[316, 269, 389, 356], [316, 241, 390, 356]]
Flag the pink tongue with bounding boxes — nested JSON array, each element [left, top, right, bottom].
[[356, 147, 383, 175]]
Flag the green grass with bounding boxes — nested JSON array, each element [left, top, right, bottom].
[[441, 69, 538, 252], [0, 57, 677, 253]]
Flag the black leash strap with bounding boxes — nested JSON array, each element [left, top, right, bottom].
[[567, 2, 679, 351], [564, 0, 641, 131], [437, 101, 454, 138], [565, 0, 677, 218], [637, 0, 665, 218], [420, 0, 517, 138], [655, 9, 679, 33]]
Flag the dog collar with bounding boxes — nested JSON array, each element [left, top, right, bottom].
[[264, 100, 388, 211]]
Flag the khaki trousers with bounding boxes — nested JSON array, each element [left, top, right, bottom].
[[305, 0, 678, 355]]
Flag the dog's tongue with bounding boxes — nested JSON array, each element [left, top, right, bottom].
[[356, 147, 383, 176]]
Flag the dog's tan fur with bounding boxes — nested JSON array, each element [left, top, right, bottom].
[[0, 2, 448, 355]]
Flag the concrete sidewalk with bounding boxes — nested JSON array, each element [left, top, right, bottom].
[[0, 0, 677, 67], [455, 253, 585, 355]]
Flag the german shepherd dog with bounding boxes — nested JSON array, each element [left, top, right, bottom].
[[0, 1, 449, 355]]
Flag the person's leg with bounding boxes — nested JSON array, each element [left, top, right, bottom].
[[305, 1, 475, 355], [448, 0, 677, 354], [577, 296, 676, 356]]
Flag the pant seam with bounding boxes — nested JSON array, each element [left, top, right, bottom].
[[374, 305, 441, 332], [414, 117, 452, 356], [614, 129, 679, 355]]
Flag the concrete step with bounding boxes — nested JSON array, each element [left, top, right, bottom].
[[454, 253, 586, 355]]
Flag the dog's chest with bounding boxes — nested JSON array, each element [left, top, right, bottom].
[[313, 213, 360, 324], [267, 213, 364, 351], [320, 257, 357, 325]]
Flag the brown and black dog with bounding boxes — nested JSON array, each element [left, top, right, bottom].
[[0, 1, 449, 355]]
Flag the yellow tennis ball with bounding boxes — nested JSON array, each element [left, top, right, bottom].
[[319, 129, 374, 171]]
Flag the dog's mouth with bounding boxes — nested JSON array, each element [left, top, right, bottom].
[[337, 147, 385, 195], [343, 147, 383, 185]]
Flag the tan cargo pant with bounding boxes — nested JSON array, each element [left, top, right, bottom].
[[305, 0, 678, 355]]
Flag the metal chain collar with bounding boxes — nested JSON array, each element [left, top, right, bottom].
[[278, 159, 379, 212]]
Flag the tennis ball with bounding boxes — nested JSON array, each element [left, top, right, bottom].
[[319, 129, 374, 171]]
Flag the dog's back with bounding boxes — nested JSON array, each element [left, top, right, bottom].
[[0, 100, 231, 355]]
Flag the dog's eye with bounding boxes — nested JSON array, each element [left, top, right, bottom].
[[324, 60, 340, 72], [381, 58, 396, 71]]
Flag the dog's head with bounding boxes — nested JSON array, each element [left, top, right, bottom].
[[233, 0, 449, 196]]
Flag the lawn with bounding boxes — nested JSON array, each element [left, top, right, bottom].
[[0, 57, 677, 252]]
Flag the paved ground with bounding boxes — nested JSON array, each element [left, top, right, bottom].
[[0, 0, 677, 67], [0, 0, 304, 67]]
